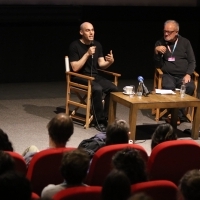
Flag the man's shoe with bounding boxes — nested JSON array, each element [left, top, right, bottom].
[[95, 123, 107, 132]]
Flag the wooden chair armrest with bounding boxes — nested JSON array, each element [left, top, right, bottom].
[[156, 68, 163, 75], [97, 69, 121, 77], [66, 71, 95, 81], [193, 71, 199, 78]]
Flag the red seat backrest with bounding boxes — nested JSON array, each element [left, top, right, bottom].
[[5, 151, 27, 175], [147, 140, 200, 185], [85, 143, 148, 186], [131, 180, 179, 200], [31, 192, 40, 200], [26, 147, 76, 195]]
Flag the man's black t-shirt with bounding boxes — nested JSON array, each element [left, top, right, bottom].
[[68, 40, 103, 76]]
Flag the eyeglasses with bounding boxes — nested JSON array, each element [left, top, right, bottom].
[[163, 30, 176, 34]]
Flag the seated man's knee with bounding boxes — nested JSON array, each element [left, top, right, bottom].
[[110, 84, 119, 92], [162, 76, 176, 90], [162, 83, 175, 90], [186, 82, 195, 95], [92, 84, 103, 94]]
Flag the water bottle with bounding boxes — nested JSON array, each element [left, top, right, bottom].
[[180, 79, 186, 98], [137, 82, 143, 97]]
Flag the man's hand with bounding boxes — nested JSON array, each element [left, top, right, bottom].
[[105, 50, 114, 64], [87, 46, 96, 56], [183, 74, 191, 83], [155, 46, 167, 55]]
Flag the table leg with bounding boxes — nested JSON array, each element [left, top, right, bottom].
[[170, 108, 178, 129], [129, 104, 137, 142], [191, 106, 200, 139], [108, 94, 116, 125]]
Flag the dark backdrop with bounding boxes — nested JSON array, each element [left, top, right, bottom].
[[0, 5, 199, 83]]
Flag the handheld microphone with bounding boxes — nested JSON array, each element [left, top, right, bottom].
[[137, 76, 150, 96], [90, 41, 94, 58]]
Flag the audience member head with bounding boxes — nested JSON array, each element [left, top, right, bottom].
[[106, 119, 129, 145], [112, 147, 147, 184], [0, 171, 32, 200], [47, 113, 74, 147], [151, 123, 177, 149], [128, 193, 153, 200], [178, 169, 200, 200], [0, 129, 14, 151], [60, 149, 90, 185], [101, 169, 131, 200], [0, 151, 15, 175]]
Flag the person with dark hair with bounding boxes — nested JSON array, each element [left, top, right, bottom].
[[178, 169, 200, 200], [106, 119, 129, 145], [151, 123, 177, 149], [23, 113, 74, 166], [128, 193, 153, 200], [41, 148, 90, 199], [0, 151, 15, 175], [101, 169, 131, 200], [154, 20, 196, 124], [46, 113, 74, 147], [78, 119, 130, 159], [68, 21, 118, 132], [112, 147, 147, 184], [0, 171, 32, 200], [0, 128, 14, 151]]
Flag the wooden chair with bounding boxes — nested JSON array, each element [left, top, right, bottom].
[[147, 140, 200, 185], [65, 56, 121, 128], [85, 144, 148, 186], [26, 147, 76, 195], [131, 180, 179, 200], [152, 68, 199, 122]]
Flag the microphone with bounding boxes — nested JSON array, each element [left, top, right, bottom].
[[137, 76, 150, 96], [90, 41, 94, 58], [138, 76, 144, 83], [90, 40, 94, 46]]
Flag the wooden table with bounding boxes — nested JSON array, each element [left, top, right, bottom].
[[108, 92, 200, 142]]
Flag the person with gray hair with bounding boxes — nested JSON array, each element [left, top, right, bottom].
[[154, 20, 196, 124]]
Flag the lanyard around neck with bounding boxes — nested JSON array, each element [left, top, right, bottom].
[[167, 38, 178, 55]]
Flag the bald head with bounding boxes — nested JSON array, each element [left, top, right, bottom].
[[79, 22, 95, 44], [80, 22, 93, 31]]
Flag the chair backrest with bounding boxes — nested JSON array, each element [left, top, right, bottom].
[[26, 147, 76, 195], [131, 180, 179, 200], [5, 151, 27, 175], [147, 140, 200, 185], [85, 143, 148, 186], [31, 192, 40, 200], [52, 186, 102, 200], [65, 56, 70, 72]]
